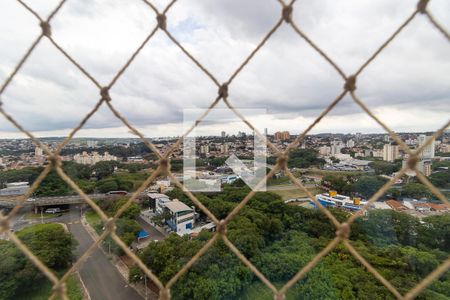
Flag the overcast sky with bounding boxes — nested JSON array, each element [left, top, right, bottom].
[[0, 0, 449, 138]]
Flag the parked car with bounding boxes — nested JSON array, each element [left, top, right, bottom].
[[45, 208, 61, 214]]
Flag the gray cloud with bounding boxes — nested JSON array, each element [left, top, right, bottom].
[[0, 0, 449, 137]]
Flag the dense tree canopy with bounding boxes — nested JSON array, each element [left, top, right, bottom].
[[0, 223, 76, 299], [131, 187, 450, 300]]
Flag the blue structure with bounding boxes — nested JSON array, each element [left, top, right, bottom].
[[137, 230, 149, 240]]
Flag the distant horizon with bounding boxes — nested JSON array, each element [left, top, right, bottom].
[[0, 130, 443, 141]]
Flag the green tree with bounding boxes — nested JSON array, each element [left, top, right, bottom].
[[402, 183, 432, 199], [429, 171, 450, 188], [17, 223, 76, 268], [92, 161, 120, 179], [287, 149, 326, 169], [369, 160, 401, 175], [96, 179, 119, 193], [352, 176, 388, 199], [0, 223, 77, 299]]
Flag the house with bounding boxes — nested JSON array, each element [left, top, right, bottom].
[[164, 200, 195, 236], [385, 200, 408, 211], [428, 203, 449, 212]]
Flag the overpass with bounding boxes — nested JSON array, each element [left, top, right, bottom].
[[0, 193, 111, 209]]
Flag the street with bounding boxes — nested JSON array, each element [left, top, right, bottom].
[[65, 208, 143, 300], [4, 207, 143, 300]]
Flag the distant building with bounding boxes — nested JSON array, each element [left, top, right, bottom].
[[346, 139, 355, 148], [0, 182, 29, 196], [237, 131, 246, 138], [383, 144, 399, 162], [402, 154, 432, 177], [221, 131, 226, 138], [87, 140, 98, 148], [73, 151, 117, 165], [35, 147, 43, 157], [418, 135, 435, 159], [274, 131, 290, 141], [200, 145, 210, 154], [220, 143, 229, 154], [331, 140, 343, 156], [372, 149, 383, 158], [319, 146, 331, 156]]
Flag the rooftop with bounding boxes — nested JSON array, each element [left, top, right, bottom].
[[165, 200, 193, 213]]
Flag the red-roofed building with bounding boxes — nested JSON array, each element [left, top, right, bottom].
[[385, 200, 408, 211]]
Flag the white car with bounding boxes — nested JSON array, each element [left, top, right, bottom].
[[45, 208, 61, 214]]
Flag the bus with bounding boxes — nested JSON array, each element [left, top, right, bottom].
[[106, 191, 128, 196]]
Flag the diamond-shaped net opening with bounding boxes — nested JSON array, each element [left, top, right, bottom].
[[0, 0, 449, 299]]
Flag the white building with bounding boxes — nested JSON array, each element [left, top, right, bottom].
[[331, 140, 343, 156], [383, 144, 399, 162], [418, 135, 435, 159], [346, 139, 355, 148], [35, 147, 43, 157], [148, 193, 171, 214], [164, 200, 195, 235], [73, 151, 117, 165], [87, 140, 98, 148]]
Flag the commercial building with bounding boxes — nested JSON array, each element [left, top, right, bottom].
[[164, 200, 195, 235], [383, 144, 399, 162], [313, 191, 367, 211]]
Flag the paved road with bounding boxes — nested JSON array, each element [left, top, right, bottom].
[[64, 208, 143, 300]]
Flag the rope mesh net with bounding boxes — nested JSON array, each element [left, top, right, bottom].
[[0, 0, 449, 299]]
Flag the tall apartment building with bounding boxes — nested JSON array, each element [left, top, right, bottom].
[[346, 139, 355, 148], [383, 144, 399, 162], [274, 131, 290, 141], [417, 134, 435, 159]]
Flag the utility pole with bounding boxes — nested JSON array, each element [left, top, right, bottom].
[[40, 208, 43, 224]]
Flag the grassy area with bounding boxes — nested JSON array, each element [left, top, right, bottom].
[[85, 210, 103, 234], [267, 176, 291, 186], [268, 186, 322, 200], [14, 274, 83, 300], [305, 168, 366, 177]]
